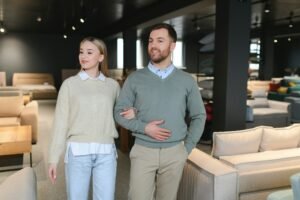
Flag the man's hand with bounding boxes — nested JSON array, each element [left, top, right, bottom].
[[120, 107, 136, 120], [145, 120, 171, 141], [48, 163, 57, 184]]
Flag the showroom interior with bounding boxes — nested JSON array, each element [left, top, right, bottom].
[[0, 0, 300, 199]]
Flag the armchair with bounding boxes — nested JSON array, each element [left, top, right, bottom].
[[246, 98, 291, 128], [0, 94, 38, 144]]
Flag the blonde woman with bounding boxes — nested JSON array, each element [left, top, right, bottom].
[[48, 37, 134, 200]]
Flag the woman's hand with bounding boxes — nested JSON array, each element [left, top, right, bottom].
[[120, 107, 136, 120], [48, 163, 57, 184]]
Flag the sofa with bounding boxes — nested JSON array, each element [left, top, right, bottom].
[[0, 167, 37, 200], [12, 73, 57, 99], [0, 94, 39, 143], [246, 97, 291, 128], [177, 124, 300, 200]]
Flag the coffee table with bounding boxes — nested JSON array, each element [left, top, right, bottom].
[[0, 125, 32, 170]]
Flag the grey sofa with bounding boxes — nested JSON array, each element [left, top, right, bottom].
[[0, 167, 37, 200], [285, 96, 300, 123], [246, 98, 291, 128]]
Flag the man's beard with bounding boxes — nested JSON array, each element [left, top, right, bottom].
[[149, 49, 170, 64]]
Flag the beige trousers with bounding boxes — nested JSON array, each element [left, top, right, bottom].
[[128, 143, 188, 200]]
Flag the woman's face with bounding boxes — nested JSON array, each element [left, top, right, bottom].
[[79, 41, 103, 71]]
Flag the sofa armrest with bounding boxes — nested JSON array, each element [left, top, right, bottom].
[[21, 100, 38, 144], [177, 149, 238, 200], [268, 100, 290, 111], [0, 167, 37, 200]]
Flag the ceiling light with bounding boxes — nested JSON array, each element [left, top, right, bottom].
[[80, 18, 85, 23], [264, 2, 271, 14], [274, 39, 278, 43], [0, 22, 6, 33], [288, 11, 294, 28], [36, 16, 42, 22], [63, 34, 68, 39], [72, 26, 76, 31], [288, 37, 291, 42]]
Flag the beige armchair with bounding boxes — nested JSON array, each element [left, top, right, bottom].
[[0, 94, 38, 144]]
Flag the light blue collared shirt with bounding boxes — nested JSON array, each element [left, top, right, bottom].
[[148, 62, 175, 79], [78, 70, 106, 81], [64, 70, 116, 163]]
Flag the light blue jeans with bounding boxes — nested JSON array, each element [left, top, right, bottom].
[[65, 150, 117, 200]]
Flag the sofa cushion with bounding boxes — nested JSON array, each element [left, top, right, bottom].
[[260, 124, 300, 151], [212, 126, 263, 158], [220, 148, 300, 193], [0, 96, 24, 117], [0, 117, 21, 126]]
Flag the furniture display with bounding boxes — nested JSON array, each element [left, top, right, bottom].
[[0, 125, 32, 168], [0, 95, 38, 143], [267, 172, 300, 200], [0, 167, 37, 200], [12, 73, 57, 99], [198, 77, 214, 100], [178, 124, 300, 200], [268, 76, 300, 101], [246, 98, 291, 128]]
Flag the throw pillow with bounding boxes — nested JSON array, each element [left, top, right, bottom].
[[260, 124, 300, 151], [212, 127, 263, 158]]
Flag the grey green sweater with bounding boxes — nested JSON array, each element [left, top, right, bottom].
[[114, 67, 206, 153]]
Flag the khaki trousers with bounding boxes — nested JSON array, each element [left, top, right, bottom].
[[128, 143, 188, 200]]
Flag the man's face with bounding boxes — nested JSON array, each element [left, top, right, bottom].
[[148, 28, 175, 64]]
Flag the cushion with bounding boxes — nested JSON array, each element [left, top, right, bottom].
[[0, 96, 24, 117], [0, 117, 21, 126], [260, 124, 300, 151], [251, 90, 267, 98], [250, 98, 269, 108], [212, 127, 263, 158], [277, 87, 288, 94], [269, 82, 280, 92]]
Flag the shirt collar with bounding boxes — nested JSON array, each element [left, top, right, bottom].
[[147, 62, 175, 79], [78, 70, 106, 81]]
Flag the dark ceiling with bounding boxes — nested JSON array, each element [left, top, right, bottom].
[[1, 0, 300, 40]]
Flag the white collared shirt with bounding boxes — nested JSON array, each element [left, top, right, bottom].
[[64, 70, 116, 163]]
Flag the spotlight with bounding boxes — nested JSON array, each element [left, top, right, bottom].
[[80, 18, 85, 23], [63, 34, 68, 39], [288, 11, 294, 28], [264, 2, 271, 13], [288, 37, 291, 42], [36, 16, 42, 22], [274, 39, 278, 43], [0, 22, 6, 33], [72, 26, 76, 31]]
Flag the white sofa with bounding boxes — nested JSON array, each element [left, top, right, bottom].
[[178, 124, 300, 200]]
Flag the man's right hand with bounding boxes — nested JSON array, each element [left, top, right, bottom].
[[145, 120, 171, 141]]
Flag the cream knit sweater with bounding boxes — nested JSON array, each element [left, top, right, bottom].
[[48, 75, 120, 164]]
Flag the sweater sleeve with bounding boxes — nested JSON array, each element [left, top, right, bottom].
[[48, 80, 70, 164], [114, 76, 147, 134], [184, 80, 206, 154]]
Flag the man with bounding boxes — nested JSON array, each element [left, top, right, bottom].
[[114, 23, 206, 200]]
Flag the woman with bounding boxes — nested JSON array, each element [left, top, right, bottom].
[[48, 37, 134, 200]]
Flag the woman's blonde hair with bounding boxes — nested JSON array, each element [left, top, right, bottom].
[[80, 37, 109, 77]]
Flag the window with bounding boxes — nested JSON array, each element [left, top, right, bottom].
[[117, 38, 184, 69]]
